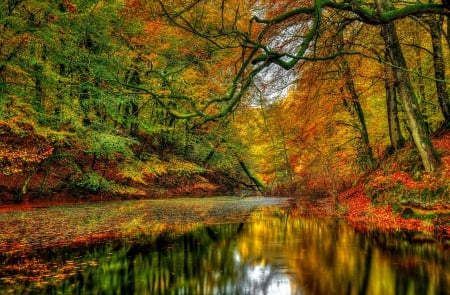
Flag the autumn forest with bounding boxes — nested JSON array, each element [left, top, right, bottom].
[[2, 0, 450, 233], [4, 0, 450, 293]]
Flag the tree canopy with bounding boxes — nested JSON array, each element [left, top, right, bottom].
[[1, 0, 450, 203]]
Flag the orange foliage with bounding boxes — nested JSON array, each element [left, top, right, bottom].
[[367, 170, 439, 196], [0, 119, 53, 175], [338, 184, 437, 234], [324, 132, 450, 237]]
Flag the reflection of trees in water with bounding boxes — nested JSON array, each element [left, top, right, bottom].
[[234, 216, 449, 295], [46, 223, 246, 294], [367, 231, 450, 295], [38, 213, 450, 295]]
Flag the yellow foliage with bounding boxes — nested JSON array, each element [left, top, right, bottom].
[[168, 158, 205, 176], [119, 158, 168, 184], [110, 184, 147, 197]]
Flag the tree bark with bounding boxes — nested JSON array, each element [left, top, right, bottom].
[[15, 169, 36, 202], [384, 51, 405, 151], [339, 57, 375, 169], [202, 140, 223, 165], [380, 21, 440, 171], [377, 0, 439, 172], [239, 160, 265, 193], [429, 16, 450, 127], [125, 67, 140, 137]]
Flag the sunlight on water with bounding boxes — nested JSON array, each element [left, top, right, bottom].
[[244, 264, 295, 295]]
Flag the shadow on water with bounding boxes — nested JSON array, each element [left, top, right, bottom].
[[1, 208, 450, 295]]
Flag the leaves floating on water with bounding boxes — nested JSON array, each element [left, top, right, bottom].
[[0, 197, 290, 290]]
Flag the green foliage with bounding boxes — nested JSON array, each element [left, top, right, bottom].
[[401, 208, 438, 220], [2, 0, 450, 202], [75, 172, 111, 193], [119, 158, 168, 184], [86, 132, 138, 159], [0, 0, 244, 200]]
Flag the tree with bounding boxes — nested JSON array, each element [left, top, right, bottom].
[[156, 0, 450, 172], [377, 0, 440, 171], [336, 29, 375, 170], [384, 50, 406, 152], [427, 15, 450, 128]]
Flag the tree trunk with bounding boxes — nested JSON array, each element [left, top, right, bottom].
[[375, 0, 439, 171], [258, 99, 294, 182], [202, 140, 224, 165], [239, 160, 265, 193], [413, 41, 432, 135], [15, 169, 36, 202], [129, 99, 139, 136], [429, 16, 450, 127], [446, 17, 450, 49], [384, 51, 405, 151], [339, 57, 375, 169], [275, 120, 294, 181], [414, 37, 426, 106], [380, 21, 440, 171]]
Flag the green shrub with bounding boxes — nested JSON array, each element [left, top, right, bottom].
[[76, 172, 111, 192]]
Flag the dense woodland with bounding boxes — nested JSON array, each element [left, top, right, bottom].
[[1, 0, 450, 210]]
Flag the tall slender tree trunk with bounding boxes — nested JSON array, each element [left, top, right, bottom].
[[377, 0, 440, 172], [384, 53, 405, 151], [381, 23, 439, 171], [446, 17, 450, 49], [429, 16, 450, 127], [275, 120, 294, 181], [414, 36, 426, 105], [339, 57, 375, 169], [258, 98, 293, 182], [336, 31, 375, 169], [413, 36, 432, 135]]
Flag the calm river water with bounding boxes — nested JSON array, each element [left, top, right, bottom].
[[0, 200, 449, 294]]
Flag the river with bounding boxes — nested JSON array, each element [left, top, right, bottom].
[[0, 197, 449, 294]]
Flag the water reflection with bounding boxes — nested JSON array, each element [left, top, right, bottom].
[[2, 209, 449, 294]]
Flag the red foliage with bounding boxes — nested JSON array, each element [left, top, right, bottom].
[[338, 183, 436, 234], [432, 131, 450, 150], [329, 132, 450, 237], [62, 0, 77, 13]]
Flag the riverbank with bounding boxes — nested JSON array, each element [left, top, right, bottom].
[[293, 185, 450, 241], [288, 131, 450, 240]]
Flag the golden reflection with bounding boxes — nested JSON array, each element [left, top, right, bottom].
[[2, 207, 449, 294], [233, 208, 450, 295]]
